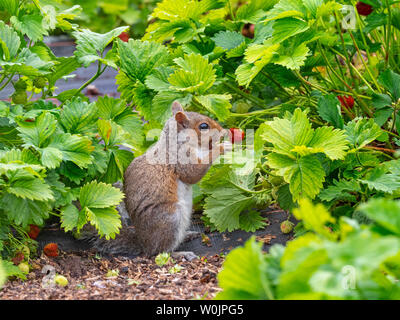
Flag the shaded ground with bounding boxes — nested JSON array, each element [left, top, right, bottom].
[[0, 38, 295, 300]]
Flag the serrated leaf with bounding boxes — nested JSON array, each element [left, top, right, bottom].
[[6, 172, 53, 202], [359, 167, 400, 194], [2, 193, 50, 227], [293, 199, 336, 239], [318, 179, 360, 202], [47, 133, 94, 168], [196, 94, 231, 121], [73, 26, 128, 67], [216, 237, 272, 300], [239, 210, 267, 232], [85, 207, 121, 240], [212, 31, 245, 50], [17, 112, 57, 149], [79, 181, 124, 209], [0, 20, 20, 61], [345, 118, 382, 149], [274, 42, 310, 70], [59, 98, 98, 134], [118, 39, 170, 83], [60, 203, 85, 232], [317, 94, 344, 129], [168, 53, 216, 94], [268, 153, 325, 201], [10, 13, 45, 42], [271, 18, 309, 44]]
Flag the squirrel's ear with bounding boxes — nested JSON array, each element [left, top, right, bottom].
[[175, 111, 189, 127], [172, 101, 184, 115]]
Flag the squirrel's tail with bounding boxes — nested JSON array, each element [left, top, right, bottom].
[[79, 225, 142, 258]]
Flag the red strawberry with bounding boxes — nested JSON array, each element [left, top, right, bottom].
[[11, 252, 25, 265], [27, 224, 40, 239], [229, 128, 245, 144], [356, 2, 373, 16], [118, 32, 129, 42], [337, 95, 355, 109], [43, 243, 59, 257]]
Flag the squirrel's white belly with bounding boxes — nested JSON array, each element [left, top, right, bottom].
[[173, 179, 193, 249]]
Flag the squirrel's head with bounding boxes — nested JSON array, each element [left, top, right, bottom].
[[172, 101, 228, 150]]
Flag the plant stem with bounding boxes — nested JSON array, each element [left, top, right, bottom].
[[224, 81, 266, 107], [0, 73, 15, 91], [59, 61, 106, 108], [348, 31, 381, 93]]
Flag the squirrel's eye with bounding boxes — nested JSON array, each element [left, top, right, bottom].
[[199, 123, 209, 130]]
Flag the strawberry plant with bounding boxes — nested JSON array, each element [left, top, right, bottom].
[[0, 0, 400, 299]]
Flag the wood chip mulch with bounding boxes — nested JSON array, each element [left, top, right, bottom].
[[0, 251, 224, 300]]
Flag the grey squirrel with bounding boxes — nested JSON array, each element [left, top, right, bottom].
[[84, 101, 231, 259]]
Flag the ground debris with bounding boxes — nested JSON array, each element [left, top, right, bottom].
[[0, 251, 223, 300]]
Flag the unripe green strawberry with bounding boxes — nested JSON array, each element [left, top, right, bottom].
[[280, 220, 294, 234], [18, 262, 30, 274], [269, 176, 284, 186], [14, 79, 27, 90], [11, 90, 27, 105], [33, 77, 47, 88], [54, 274, 68, 287], [234, 101, 251, 114]]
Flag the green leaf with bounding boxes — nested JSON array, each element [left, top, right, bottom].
[[195, 94, 231, 121], [6, 172, 54, 202], [359, 167, 400, 194], [117, 39, 170, 83], [96, 96, 144, 149], [345, 118, 382, 149], [84, 207, 121, 240], [2, 193, 50, 227], [168, 53, 216, 94], [79, 181, 124, 209], [73, 26, 128, 67], [1, 260, 26, 281], [47, 133, 94, 168], [273, 42, 310, 70], [40, 147, 63, 169], [271, 18, 309, 44], [359, 199, 400, 236], [59, 98, 98, 134], [17, 112, 57, 149], [60, 203, 84, 233], [293, 199, 336, 239], [10, 13, 45, 42], [211, 31, 245, 50], [262, 108, 348, 159], [319, 179, 360, 202], [47, 57, 80, 88], [0, 0, 18, 16], [236, 40, 280, 87], [216, 237, 273, 300], [317, 94, 344, 129], [268, 153, 325, 201], [204, 186, 255, 232], [378, 69, 400, 101], [0, 20, 20, 61], [239, 210, 267, 232], [265, 0, 306, 22]]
